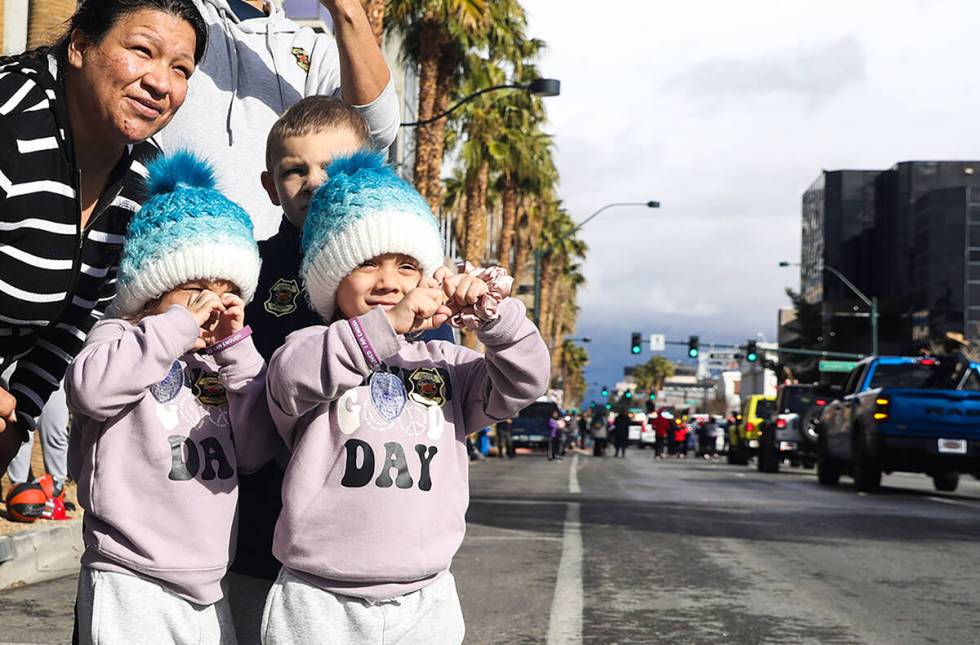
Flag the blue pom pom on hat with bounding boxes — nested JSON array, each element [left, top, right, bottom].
[[111, 150, 261, 317], [301, 150, 444, 320]]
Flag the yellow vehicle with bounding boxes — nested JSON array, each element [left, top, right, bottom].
[[727, 394, 776, 465]]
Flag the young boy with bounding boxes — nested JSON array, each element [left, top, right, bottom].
[[227, 96, 372, 643]]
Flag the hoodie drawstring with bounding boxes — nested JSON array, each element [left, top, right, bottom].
[[266, 21, 287, 114], [217, 6, 239, 146]]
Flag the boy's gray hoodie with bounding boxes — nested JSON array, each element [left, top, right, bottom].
[[66, 306, 281, 605], [266, 299, 550, 601], [155, 0, 400, 240]]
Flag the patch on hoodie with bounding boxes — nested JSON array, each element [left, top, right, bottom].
[[264, 278, 300, 317], [191, 370, 227, 407], [291, 47, 311, 73], [407, 368, 448, 408]]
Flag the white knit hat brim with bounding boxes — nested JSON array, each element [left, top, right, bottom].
[[304, 209, 445, 320], [112, 241, 261, 317]]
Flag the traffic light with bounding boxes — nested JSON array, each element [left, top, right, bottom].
[[630, 332, 642, 355], [746, 340, 758, 363], [687, 335, 700, 359], [605, 403, 612, 410], [601, 385, 609, 397], [625, 390, 633, 400]]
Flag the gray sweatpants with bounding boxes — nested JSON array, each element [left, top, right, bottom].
[[3, 367, 69, 485], [75, 567, 237, 645], [261, 568, 465, 645]]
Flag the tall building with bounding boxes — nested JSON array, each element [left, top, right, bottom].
[[801, 170, 880, 305], [801, 170, 880, 355], [799, 161, 980, 355], [909, 186, 980, 342], [873, 162, 980, 349]]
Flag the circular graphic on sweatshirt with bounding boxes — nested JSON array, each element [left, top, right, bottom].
[[150, 362, 184, 403]]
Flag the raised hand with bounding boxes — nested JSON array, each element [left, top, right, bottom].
[[384, 284, 452, 335], [211, 293, 246, 344], [440, 271, 490, 314], [182, 290, 225, 350]]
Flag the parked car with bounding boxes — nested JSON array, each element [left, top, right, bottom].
[[816, 356, 980, 492], [728, 395, 776, 465], [511, 399, 561, 450], [626, 408, 654, 447], [757, 384, 830, 473]]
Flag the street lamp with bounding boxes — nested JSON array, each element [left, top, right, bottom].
[[533, 202, 660, 327], [400, 78, 561, 127], [779, 261, 878, 356]]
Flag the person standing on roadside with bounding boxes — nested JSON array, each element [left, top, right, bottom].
[[548, 410, 562, 461], [613, 409, 631, 458], [155, 0, 399, 239], [591, 410, 608, 456], [0, 0, 207, 476], [496, 418, 513, 458]]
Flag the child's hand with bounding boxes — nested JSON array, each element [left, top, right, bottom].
[[441, 271, 490, 314], [384, 282, 452, 335], [210, 293, 246, 345], [182, 290, 225, 350]]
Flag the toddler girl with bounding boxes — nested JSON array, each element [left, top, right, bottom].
[[66, 151, 278, 644], [262, 151, 551, 644]]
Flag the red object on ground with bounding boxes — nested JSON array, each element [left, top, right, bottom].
[[5, 482, 47, 523]]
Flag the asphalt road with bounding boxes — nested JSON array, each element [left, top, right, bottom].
[[2, 450, 980, 644]]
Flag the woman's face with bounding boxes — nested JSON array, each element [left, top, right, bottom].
[[67, 8, 197, 145]]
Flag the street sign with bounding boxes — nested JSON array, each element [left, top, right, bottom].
[[819, 360, 859, 373], [650, 334, 665, 352], [708, 352, 737, 359]]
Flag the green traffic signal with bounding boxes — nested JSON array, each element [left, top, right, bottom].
[[601, 386, 609, 397], [630, 332, 642, 355], [605, 403, 612, 410], [625, 391, 633, 399], [746, 340, 758, 362], [687, 335, 700, 359]]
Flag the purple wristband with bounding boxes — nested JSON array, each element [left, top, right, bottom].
[[205, 325, 252, 355], [348, 317, 382, 370]]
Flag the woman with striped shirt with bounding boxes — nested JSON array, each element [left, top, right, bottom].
[[0, 0, 208, 474]]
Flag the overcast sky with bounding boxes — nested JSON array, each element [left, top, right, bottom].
[[519, 0, 980, 403]]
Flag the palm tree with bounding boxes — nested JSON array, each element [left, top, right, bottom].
[[538, 205, 586, 346], [385, 0, 489, 212], [28, 0, 76, 49], [450, 54, 507, 264], [560, 340, 589, 407]]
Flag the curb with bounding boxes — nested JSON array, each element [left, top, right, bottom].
[[0, 520, 82, 590]]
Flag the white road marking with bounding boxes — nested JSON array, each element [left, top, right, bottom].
[[466, 536, 563, 542], [569, 453, 581, 493], [927, 496, 976, 507], [546, 502, 583, 645]]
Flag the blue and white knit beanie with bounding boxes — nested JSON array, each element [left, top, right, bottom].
[[301, 151, 444, 319], [112, 151, 260, 317]]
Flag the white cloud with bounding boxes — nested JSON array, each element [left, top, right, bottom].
[[520, 0, 980, 397]]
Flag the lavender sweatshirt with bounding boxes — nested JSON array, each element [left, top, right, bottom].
[[267, 298, 549, 601], [66, 306, 280, 605]]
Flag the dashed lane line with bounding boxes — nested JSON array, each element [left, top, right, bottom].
[[545, 501, 582, 645], [569, 453, 581, 493]]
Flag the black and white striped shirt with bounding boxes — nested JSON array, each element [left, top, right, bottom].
[[0, 53, 158, 420]]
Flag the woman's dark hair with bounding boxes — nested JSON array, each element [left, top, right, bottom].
[[48, 0, 208, 66]]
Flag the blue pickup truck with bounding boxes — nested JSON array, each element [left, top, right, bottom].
[[816, 356, 980, 493]]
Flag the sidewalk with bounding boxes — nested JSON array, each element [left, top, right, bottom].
[[0, 519, 82, 591], [0, 441, 83, 591]]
